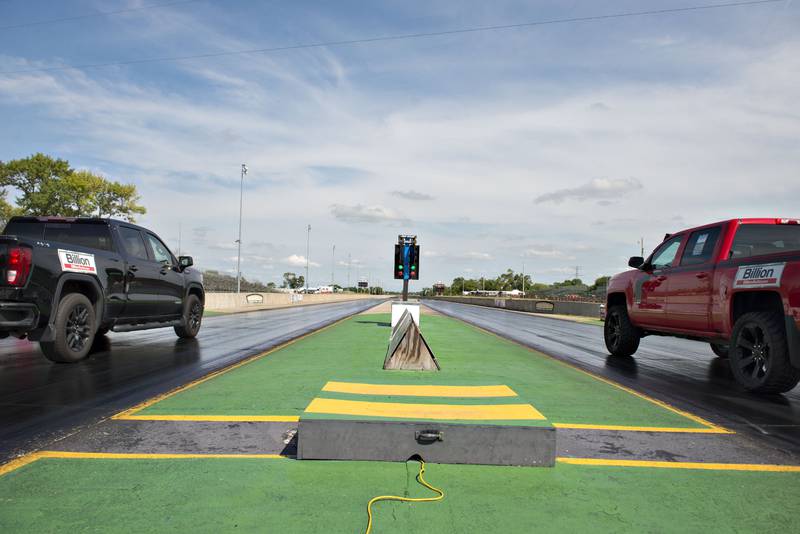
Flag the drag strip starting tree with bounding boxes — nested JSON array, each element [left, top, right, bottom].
[[394, 235, 419, 301]]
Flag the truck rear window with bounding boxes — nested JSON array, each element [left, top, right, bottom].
[[44, 223, 114, 251], [730, 224, 800, 259], [3, 221, 114, 252], [3, 220, 45, 240]]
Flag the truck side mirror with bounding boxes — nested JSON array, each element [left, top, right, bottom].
[[179, 256, 194, 270], [628, 256, 645, 269]]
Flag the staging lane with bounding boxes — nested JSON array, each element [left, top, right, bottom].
[[0, 299, 386, 463], [423, 300, 800, 454]]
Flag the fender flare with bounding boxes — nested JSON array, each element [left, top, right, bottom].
[[185, 282, 205, 304], [35, 274, 106, 342]]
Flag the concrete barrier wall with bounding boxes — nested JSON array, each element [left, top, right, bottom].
[[205, 292, 384, 312], [427, 296, 601, 318]]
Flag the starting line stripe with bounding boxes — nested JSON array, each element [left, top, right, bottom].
[[4, 451, 800, 478], [0, 451, 287, 477], [557, 457, 800, 472], [304, 398, 545, 420], [553, 423, 731, 434], [322, 381, 518, 398], [119, 415, 301, 422]]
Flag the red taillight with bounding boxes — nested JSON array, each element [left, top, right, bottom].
[[776, 218, 800, 225], [7, 247, 32, 286]]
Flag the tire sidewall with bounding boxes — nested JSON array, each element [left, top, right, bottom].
[[182, 294, 202, 337], [51, 293, 96, 363], [730, 314, 780, 390]]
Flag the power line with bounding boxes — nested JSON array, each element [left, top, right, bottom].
[[0, 0, 210, 31], [0, 0, 781, 76]]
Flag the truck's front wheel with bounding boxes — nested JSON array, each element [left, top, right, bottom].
[[40, 293, 96, 363], [604, 305, 640, 357], [730, 312, 800, 394], [174, 294, 202, 339]]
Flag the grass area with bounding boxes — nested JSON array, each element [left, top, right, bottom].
[[1, 457, 797, 533], [202, 310, 228, 317], [137, 314, 707, 429]]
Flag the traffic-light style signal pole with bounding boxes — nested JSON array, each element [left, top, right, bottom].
[[394, 235, 419, 302]]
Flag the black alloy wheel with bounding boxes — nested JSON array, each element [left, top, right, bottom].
[[65, 304, 92, 353], [730, 311, 800, 394]]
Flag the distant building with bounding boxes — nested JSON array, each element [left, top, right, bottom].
[[433, 282, 446, 296]]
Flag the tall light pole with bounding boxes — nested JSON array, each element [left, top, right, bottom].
[[236, 163, 247, 294], [347, 253, 351, 290], [305, 224, 311, 293], [331, 244, 335, 286], [522, 262, 526, 297]]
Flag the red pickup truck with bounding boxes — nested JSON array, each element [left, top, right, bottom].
[[605, 218, 800, 393]]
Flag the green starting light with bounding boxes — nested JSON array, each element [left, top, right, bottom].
[[411, 265, 416, 270], [398, 265, 404, 269]]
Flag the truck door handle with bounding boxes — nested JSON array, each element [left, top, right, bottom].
[[656, 276, 667, 282], [128, 265, 138, 273], [696, 272, 709, 279]]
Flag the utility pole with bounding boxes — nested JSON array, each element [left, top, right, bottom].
[[177, 222, 182, 257], [305, 224, 311, 293], [574, 265, 582, 280], [522, 262, 525, 296], [236, 163, 247, 294], [639, 237, 645, 257], [347, 253, 351, 290], [331, 244, 335, 286]]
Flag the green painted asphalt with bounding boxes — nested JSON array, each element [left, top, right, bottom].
[[2, 457, 798, 533], [138, 313, 707, 429]]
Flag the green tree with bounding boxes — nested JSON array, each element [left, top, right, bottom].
[[0, 153, 146, 221], [282, 272, 305, 289], [591, 276, 611, 290], [0, 190, 19, 228]]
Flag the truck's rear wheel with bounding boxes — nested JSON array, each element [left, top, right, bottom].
[[730, 312, 800, 394], [174, 294, 202, 339], [710, 343, 729, 359], [604, 304, 640, 357], [40, 293, 96, 363]]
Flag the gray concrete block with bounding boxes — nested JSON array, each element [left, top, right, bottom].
[[298, 418, 556, 466]]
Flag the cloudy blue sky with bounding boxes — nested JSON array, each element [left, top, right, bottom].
[[1, 0, 798, 289]]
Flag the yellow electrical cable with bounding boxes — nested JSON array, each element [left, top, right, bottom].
[[365, 459, 444, 534]]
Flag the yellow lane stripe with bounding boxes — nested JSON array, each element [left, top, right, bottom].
[[553, 423, 731, 434], [557, 457, 800, 472], [322, 381, 518, 398], [0, 453, 44, 477], [0, 451, 286, 477], [112, 314, 354, 420], [446, 310, 732, 434], [120, 415, 300, 422], [304, 397, 545, 420]]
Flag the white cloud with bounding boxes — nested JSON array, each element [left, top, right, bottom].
[[284, 255, 320, 268], [534, 178, 643, 204], [522, 248, 575, 260], [330, 204, 409, 224], [390, 190, 435, 201]]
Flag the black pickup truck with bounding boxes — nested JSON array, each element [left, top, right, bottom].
[[0, 216, 205, 363]]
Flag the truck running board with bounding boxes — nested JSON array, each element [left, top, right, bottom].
[[112, 319, 182, 333]]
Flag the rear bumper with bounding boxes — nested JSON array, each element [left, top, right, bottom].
[[0, 302, 39, 331]]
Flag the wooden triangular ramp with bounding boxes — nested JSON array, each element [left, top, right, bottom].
[[383, 309, 439, 371]]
